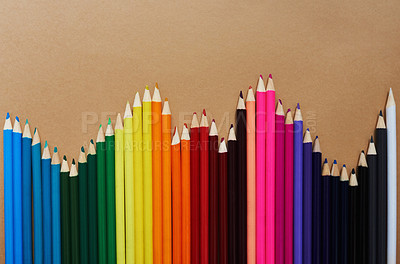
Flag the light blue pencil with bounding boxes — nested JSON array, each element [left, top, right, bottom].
[[51, 147, 61, 264], [42, 141, 52, 263], [386, 88, 396, 264], [3, 113, 13, 264], [32, 128, 43, 264], [12, 116, 23, 263], [22, 120, 33, 264]]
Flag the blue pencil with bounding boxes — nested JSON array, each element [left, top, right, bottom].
[[51, 147, 62, 264], [302, 129, 312, 264], [22, 120, 33, 264], [312, 136, 322, 264], [330, 160, 340, 264], [13, 116, 23, 263], [32, 128, 43, 263], [3, 113, 13, 264], [321, 159, 331, 264], [293, 103, 303, 264], [42, 141, 52, 263]]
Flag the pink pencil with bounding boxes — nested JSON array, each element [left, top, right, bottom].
[[246, 86, 256, 264], [266, 74, 276, 263], [275, 99, 285, 264], [256, 75, 266, 264], [284, 109, 294, 264]]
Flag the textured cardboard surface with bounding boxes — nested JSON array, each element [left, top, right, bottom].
[[0, 0, 400, 261]]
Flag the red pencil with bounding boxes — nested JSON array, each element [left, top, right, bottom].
[[209, 120, 219, 264], [218, 138, 228, 264], [200, 110, 209, 264], [190, 113, 200, 264]]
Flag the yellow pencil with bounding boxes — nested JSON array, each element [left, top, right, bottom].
[[143, 86, 153, 263], [124, 102, 135, 263], [133, 92, 144, 263], [115, 113, 125, 264]]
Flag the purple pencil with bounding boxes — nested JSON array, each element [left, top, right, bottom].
[[284, 109, 294, 264], [293, 104, 303, 264], [275, 100, 285, 264], [303, 129, 313, 263]]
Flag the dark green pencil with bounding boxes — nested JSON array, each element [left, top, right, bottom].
[[88, 140, 98, 264], [78, 147, 89, 264], [70, 159, 80, 264], [106, 118, 116, 264], [60, 156, 71, 264], [97, 125, 107, 264]]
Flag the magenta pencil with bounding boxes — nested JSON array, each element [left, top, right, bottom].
[[266, 74, 276, 263], [284, 109, 294, 264], [256, 75, 266, 264], [275, 99, 285, 264]]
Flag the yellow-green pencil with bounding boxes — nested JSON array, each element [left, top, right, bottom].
[[124, 101, 135, 263], [143, 86, 153, 263], [133, 92, 144, 263], [115, 113, 125, 264]]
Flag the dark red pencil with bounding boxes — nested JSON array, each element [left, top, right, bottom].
[[200, 109, 210, 264], [218, 138, 228, 264], [209, 120, 219, 264], [190, 113, 200, 264]]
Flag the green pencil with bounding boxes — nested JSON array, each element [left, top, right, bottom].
[[97, 125, 107, 264], [60, 156, 71, 264], [78, 147, 89, 263], [106, 118, 116, 264], [88, 140, 98, 264], [70, 159, 80, 264]]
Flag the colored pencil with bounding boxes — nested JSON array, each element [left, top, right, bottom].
[[219, 138, 228, 264], [228, 124, 238, 264], [124, 101, 134, 263], [339, 165, 349, 264], [200, 109, 209, 264], [78, 146, 89, 264], [246, 86, 256, 264], [357, 151, 368, 263], [97, 125, 107, 264], [106, 119, 116, 264], [209, 120, 219, 264], [181, 124, 191, 264], [348, 169, 358, 264], [51, 147, 61, 264], [293, 103, 303, 264], [312, 136, 322, 264], [162, 98, 172, 264], [265, 75, 275, 263], [367, 137, 377, 264], [330, 160, 340, 264], [3, 113, 13, 264], [236, 91, 247, 264], [386, 88, 396, 264], [88, 139, 98, 264], [70, 159, 80, 264], [60, 156, 71, 264], [152, 84, 163, 264], [42, 141, 52, 263], [375, 111, 387, 264], [321, 159, 330, 264], [275, 99, 285, 264], [284, 109, 294, 264], [143, 87, 153, 264], [172, 127, 182, 264], [32, 128, 43, 264], [255, 75, 266, 264], [114, 113, 125, 264], [303, 129, 312, 264], [190, 112, 200, 264], [22, 120, 32, 264], [12, 116, 22, 263]]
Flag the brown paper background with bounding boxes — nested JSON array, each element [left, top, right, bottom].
[[0, 0, 400, 261]]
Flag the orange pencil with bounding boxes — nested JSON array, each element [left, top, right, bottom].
[[152, 83, 163, 264], [172, 127, 182, 264], [181, 124, 191, 264], [162, 99, 172, 264]]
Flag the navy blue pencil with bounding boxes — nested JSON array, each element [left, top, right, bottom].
[[340, 165, 349, 264], [302, 129, 312, 263], [321, 159, 331, 264], [348, 169, 358, 264], [331, 160, 340, 264], [312, 137, 322, 264]]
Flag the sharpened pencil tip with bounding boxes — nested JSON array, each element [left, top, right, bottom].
[[63, 155, 67, 161], [287, 108, 291, 113], [203, 109, 206, 116], [34, 128, 37, 133], [72, 159, 75, 165], [145, 85, 149, 90], [54, 147, 57, 152], [230, 124, 233, 129], [16, 116, 19, 122], [240, 91, 243, 98], [165, 98, 168, 101], [306, 128, 309, 131], [6, 112, 10, 119], [316, 136, 318, 139], [343, 164, 346, 167], [278, 99, 282, 105], [297, 103, 300, 109], [249, 86, 252, 89], [260, 74, 263, 80], [361, 150, 365, 153], [155, 82, 158, 88], [212, 119, 215, 123], [221, 137, 224, 142], [25, 119, 28, 124], [351, 168, 355, 174], [108, 118, 111, 125], [45, 141, 48, 148], [379, 110, 383, 116], [99, 124, 102, 128], [324, 158, 328, 163], [334, 160, 337, 164], [90, 139, 94, 144], [370, 136, 374, 143], [269, 74, 272, 79], [81, 146, 85, 152]]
